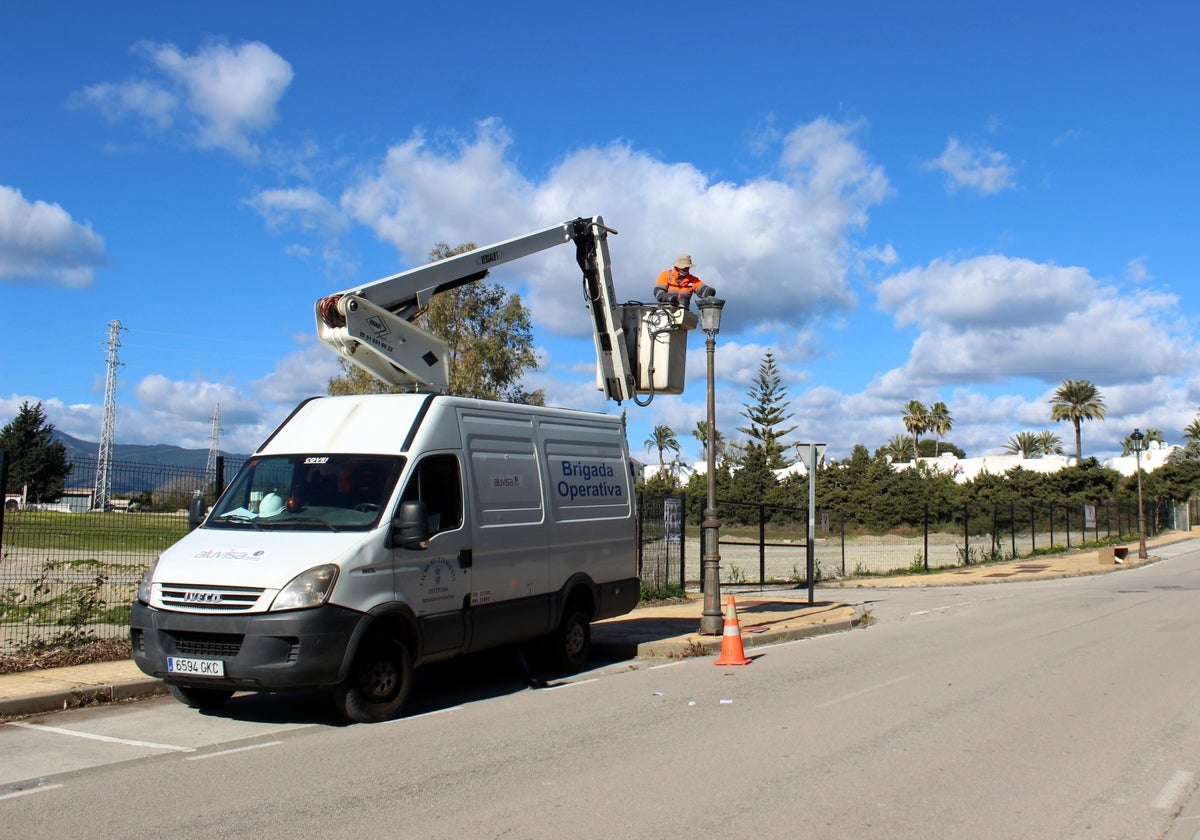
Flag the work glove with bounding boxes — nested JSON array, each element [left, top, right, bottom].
[[678, 293, 691, 309], [695, 284, 717, 298]]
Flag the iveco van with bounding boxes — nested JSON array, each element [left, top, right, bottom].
[[130, 394, 638, 722]]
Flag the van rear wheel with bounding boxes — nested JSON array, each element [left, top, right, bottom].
[[549, 605, 591, 673], [333, 637, 412, 723], [168, 683, 235, 710]]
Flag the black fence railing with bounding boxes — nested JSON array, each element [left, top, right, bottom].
[[635, 491, 1175, 588], [1, 453, 242, 653]]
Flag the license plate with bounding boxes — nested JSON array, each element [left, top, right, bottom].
[[167, 656, 225, 677]]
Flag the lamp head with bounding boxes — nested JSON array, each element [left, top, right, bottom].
[[697, 297, 725, 335]]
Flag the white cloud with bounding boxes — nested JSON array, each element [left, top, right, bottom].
[[0, 185, 106, 286], [71, 40, 293, 161], [927, 137, 1017, 195], [873, 254, 1200, 390], [245, 188, 347, 234], [340, 116, 889, 341]]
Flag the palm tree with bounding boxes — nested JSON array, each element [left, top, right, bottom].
[[901, 400, 929, 460], [928, 401, 952, 456], [1004, 431, 1042, 458], [880, 434, 915, 463], [1034, 429, 1065, 456], [693, 420, 725, 463], [1184, 416, 1200, 446], [1049, 379, 1106, 462], [644, 424, 681, 471]]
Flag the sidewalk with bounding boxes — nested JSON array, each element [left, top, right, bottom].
[[1, 532, 1189, 719]]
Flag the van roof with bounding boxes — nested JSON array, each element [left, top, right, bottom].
[[256, 394, 622, 455]]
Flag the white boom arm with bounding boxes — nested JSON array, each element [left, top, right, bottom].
[[315, 216, 637, 403]]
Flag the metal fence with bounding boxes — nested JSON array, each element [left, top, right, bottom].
[[635, 492, 1174, 588], [0, 453, 240, 653]]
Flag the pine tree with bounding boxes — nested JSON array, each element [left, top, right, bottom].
[[738, 352, 797, 470], [0, 401, 72, 502]]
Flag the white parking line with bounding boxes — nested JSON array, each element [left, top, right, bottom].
[[912, 603, 973, 616], [541, 678, 599, 691], [185, 741, 283, 761], [8, 722, 195, 752], [1152, 769, 1194, 810], [0, 784, 64, 802], [815, 676, 910, 709]]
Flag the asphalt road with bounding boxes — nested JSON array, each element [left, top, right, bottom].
[[3, 541, 1200, 838]]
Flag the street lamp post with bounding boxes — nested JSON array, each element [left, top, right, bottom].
[[1130, 428, 1148, 559], [697, 297, 726, 635]]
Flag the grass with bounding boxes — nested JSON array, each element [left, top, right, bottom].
[[0, 510, 187, 552]]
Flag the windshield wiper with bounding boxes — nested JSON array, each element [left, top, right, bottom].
[[277, 516, 340, 533], [215, 512, 263, 530]]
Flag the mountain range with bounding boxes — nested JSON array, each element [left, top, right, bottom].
[[52, 431, 248, 471]]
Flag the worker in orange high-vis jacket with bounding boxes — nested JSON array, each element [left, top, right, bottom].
[[654, 253, 717, 309]]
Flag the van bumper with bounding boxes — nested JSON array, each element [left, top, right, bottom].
[[129, 601, 366, 691]]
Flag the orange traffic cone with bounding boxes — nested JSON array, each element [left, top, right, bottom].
[[714, 596, 751, 666]]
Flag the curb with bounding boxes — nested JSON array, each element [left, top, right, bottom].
[[600, 614, 859, 660], [0, 678, 167, 719]]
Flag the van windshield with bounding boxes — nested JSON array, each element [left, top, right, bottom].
[[207, 454, 405, 532]]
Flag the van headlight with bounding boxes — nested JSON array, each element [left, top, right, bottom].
[[270, 564, 338, 611], [137, 558, 160, 604]]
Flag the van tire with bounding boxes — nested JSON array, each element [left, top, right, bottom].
[[549, 605, 591, 673], [168, 683, 235, 710], [334, 637, 412, 723]]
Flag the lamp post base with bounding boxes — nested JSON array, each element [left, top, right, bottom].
[[699, 553, 723, 635]]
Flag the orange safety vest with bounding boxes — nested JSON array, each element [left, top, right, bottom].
[[655, 267, 705, 297]]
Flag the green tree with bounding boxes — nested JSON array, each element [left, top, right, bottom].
[[1004, 431, 1042, 458], [901, 400, 930, 460], [738, 351, 797, 470], [644, 424, 681, 471], [878, 434, 915, 463], [328, 242, 543, 403], [928, 401, 952, 456], [1035, 429, 1065, 456], [0, 401, 72, 503], [693, 420, 725, 464], [1049, 379, 1106, 462], [1184, 415, 1200, 446]]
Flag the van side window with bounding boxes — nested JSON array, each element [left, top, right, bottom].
[[400, 454, 463, 536]]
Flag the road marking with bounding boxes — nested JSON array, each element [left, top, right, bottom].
[[1152, 769, 1194, 810], [648, 661, 686, 670], [912, 603, 973, 616], [0, 783, 64, 801], [8, 721, 195, 752], [185, 741, 282, 761], [816, 676, 910, 709], [542, 678, 599, 692], [386, 706, 463, 723]]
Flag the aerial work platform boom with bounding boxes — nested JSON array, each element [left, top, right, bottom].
[[315, 215, 694, 405]]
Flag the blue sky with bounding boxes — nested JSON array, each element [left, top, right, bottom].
[[3, 2, 1198, 466]]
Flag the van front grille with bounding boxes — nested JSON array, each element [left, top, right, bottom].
[[160, 583, 265, 612]]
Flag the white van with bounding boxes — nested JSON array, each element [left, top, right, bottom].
[[130, 394, 639, 722]]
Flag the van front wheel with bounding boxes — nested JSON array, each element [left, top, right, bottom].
[[334, 637, 413, 723], [549, 605, 591, 673]]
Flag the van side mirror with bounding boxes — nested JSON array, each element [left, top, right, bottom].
[[393, 500, 430, 549], [187, 493, 205, 531]]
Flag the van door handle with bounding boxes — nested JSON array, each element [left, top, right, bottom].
[[457, 549, 472, 569]]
